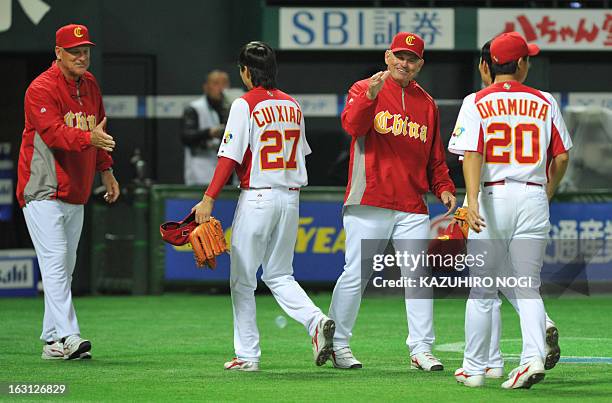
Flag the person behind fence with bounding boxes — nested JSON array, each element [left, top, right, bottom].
[[181, 70, 230, 185], [16, 23, 120, 361]]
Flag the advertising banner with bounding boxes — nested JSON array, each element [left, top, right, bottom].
[[0, 250, 39, 297], [279, 8, 454, 50], [478, 9, 612, 50], [164, 198, 612, 286]]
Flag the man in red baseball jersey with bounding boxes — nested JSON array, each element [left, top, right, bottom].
[[327, 32, 456, 370], [17, 24, 119, 360]]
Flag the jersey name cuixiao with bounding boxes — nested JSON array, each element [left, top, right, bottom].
[[218, 87, 311, 189], [448, 81, 572, 184]]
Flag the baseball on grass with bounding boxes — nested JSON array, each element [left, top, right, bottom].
[[275, 315, 287, 329]]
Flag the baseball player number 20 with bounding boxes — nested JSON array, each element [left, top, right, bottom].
[[260, 129, 300, 170], [485, 122, 540, 164]]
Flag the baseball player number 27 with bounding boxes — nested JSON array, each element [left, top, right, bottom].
[[485, 122, 540, 164], [260, 129, 300, 170]]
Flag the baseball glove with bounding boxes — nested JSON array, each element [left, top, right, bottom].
[[189, 217, 229, 269], [451, 207, 469, 239]]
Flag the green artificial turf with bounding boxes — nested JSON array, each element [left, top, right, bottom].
[[1, 294, 611, 402]]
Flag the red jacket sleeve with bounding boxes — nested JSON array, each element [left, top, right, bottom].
[[95, 149, 113, 171], [94, 97, 113, 171], [205, 156, 237, 199], [427, 105, 456, 199], [341, 80, 377, 137], [25, 84, 92, 151]]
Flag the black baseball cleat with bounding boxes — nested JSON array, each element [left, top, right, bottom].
[[62, 335, 92, 360], [545, 325, 560, 370], [313, 316, 335, 366]]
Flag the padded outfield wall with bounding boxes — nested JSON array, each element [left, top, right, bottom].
[[139, 186, 612, 294]]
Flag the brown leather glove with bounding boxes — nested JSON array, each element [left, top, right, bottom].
[[189, 217, 229, 269], [451, 207, 469, 239]]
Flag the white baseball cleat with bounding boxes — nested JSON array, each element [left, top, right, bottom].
[[485, 367, 504, 378], [62, 335, 91, 360], [331, 347, 362, 369], [545, 322, 560, 370], [454, 368, 485, 387], [501, 358, 545, 389], [42, 341, 64, 360], [224, 358, 259, 372], [312, 316, 335, 366], [410, 352, 444, 371]]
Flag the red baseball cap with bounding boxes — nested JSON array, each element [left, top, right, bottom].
[[160, 212, 198, 246], [390, 32, 425, 59], [490, 31, 539, 65], [56, 24, 95, 48]]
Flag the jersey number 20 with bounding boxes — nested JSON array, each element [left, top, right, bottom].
[[260, 129, 300, 170], [485, 122, 540, 164]]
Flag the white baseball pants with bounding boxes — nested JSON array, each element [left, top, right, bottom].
[[230, 188, 325, 362], [488, 281, 554, 369], [329, 205, 434, 355], [463, 180, 548, 375], [23, 199, 83, 342]]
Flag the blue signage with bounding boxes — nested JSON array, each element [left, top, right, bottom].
[[164, 199, 612, 285], [0, 250, 39, 297]]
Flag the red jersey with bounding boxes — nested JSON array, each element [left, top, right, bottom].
[[341, 77, 455, 214], [17, 62, 113, 207]]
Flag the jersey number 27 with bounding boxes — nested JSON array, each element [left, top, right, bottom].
[[260, 129, 300, 170]]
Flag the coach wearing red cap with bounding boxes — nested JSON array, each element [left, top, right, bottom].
[[326, 32, 456, 371], [17, 23, 119, 360]]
